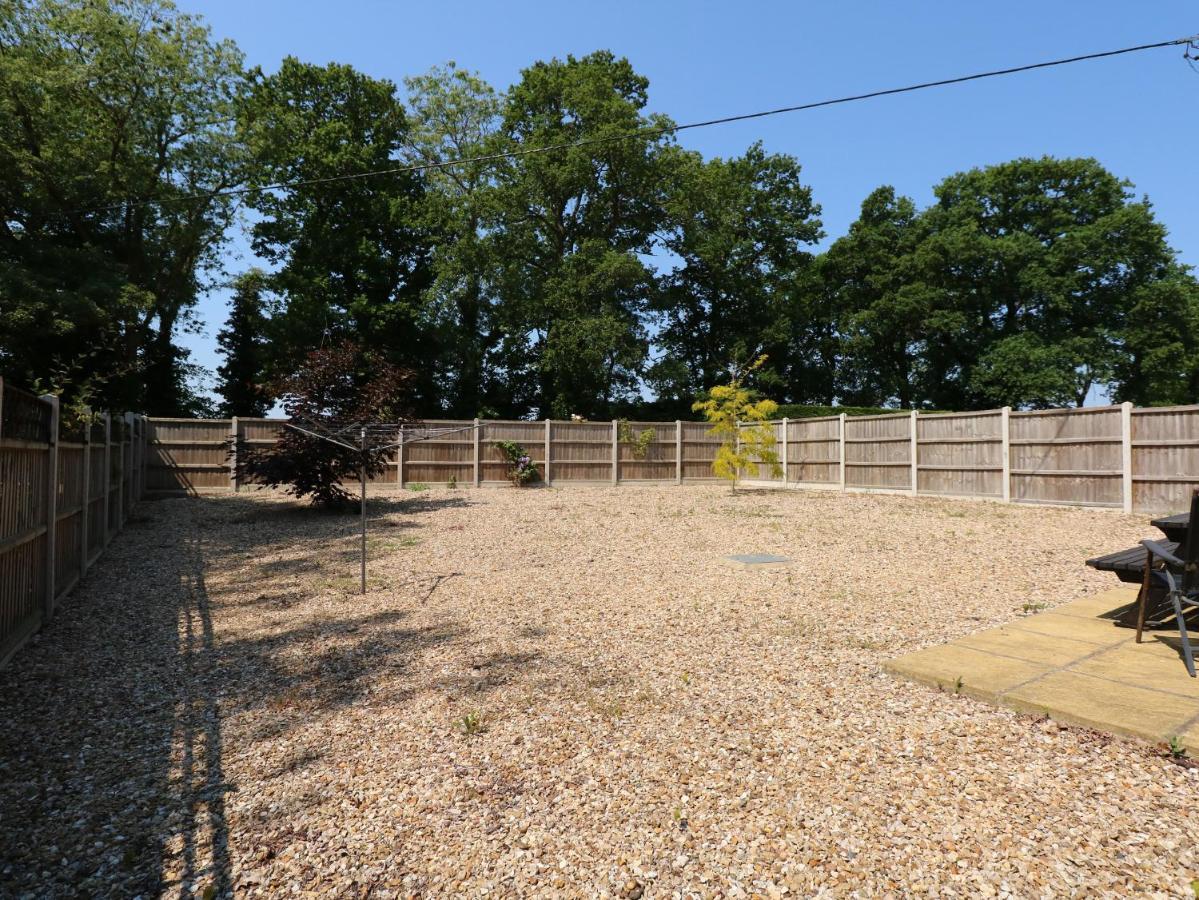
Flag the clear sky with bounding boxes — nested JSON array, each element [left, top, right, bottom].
[[183, 0, 1199, 398]]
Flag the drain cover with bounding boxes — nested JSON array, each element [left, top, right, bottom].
[[723, 553, 792, 569]]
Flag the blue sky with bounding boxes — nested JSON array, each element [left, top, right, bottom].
[[185, 0, 1199, 398]]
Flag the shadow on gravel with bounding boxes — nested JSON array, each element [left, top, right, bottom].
[[0, 493, 479, 898]]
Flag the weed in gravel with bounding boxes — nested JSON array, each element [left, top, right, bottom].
[[407, 483, 430, 492], [457, 709, 486, 736], [1022, 601, 1048, 614], [1169, 735, 1188, 759]]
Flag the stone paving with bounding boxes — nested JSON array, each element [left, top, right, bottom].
[[887, 586, 1199, 747]]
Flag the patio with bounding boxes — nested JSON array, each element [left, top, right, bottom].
[[886, 585, 1199, 746]]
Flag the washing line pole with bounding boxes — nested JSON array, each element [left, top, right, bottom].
[[360, 426, 368, 595]]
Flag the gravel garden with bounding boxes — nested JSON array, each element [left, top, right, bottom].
[[2, 485, 1196, 897]]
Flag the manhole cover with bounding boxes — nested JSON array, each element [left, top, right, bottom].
[[723, 553, 792, 569]]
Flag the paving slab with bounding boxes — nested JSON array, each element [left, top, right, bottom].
[[885, 586, 1199, 745]]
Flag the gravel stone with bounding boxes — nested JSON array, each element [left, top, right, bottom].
[[1, 485, 1196, 897]]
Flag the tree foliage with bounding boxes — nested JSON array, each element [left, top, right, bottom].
[[234, 344, 411, 508], [692, 357, 782, 490], [238, 57, 435, 401], [0, 0, 244, 413], [215, 269, 271, 417], [3, 6, 1197, 419]]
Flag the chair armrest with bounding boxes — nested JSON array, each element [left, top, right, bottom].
[[1142, 539, 1185, 568]]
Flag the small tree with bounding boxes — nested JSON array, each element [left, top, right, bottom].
[[692, 356, 782, 491], [235, 343, 412, 508]]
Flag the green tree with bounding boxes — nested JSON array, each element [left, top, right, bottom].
[[651, 143, 823, 410], [215, 269, 271, 416], [489, 51, 672, 418], [920, 156, 1185, 409], [238, 58, 436, 407], [822, 186, 934, 408], [692, 356, 781, 491], [403, 63, 504, 417], [0, 0, 245, 412]]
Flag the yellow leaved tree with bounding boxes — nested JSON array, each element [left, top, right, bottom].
[[692, 356, 782, 491]]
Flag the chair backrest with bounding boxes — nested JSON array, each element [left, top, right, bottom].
[[1184, 489, 1199, 594]]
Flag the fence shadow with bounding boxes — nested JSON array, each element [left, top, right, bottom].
[[0, 492, 477, 896]]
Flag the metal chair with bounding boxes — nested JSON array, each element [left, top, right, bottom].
[[1141, 489, 1199, 677]]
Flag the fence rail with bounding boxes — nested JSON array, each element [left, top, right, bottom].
[[0, 378, 147, 667]]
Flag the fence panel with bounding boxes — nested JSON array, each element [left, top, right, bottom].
[[549, 420, 614, 483], [680, 421, 721, 482], [1009, 406, 1123, 507], [147, 418, 230, 494], [1131, 405, 1199, 513], [917, 410, 1004, 498], [786, 416, 840, 485], [845, 413, 913, 490], [619, 421, 678, 481]]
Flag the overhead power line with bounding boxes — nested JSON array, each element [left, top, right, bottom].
[[79, 33, 1199, 214]]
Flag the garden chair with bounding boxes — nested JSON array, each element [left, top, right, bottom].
[[1141, 489, 1199, 677]]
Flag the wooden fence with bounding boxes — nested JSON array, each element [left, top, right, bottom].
[[5, 393, 1199, 666], [749, 403, 1199, 513], [0, 378, 146, 667], [146, 417, 725, 493]]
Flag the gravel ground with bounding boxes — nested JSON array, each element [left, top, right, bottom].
[[1, 485, 1197, 898]]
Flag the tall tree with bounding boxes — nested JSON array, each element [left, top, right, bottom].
[[215, 269, 271, 416], [0, 0, 245, 413], [403, 63, 504, 417], [489, 51, 672, 418], [823, 186, 934, 408], [920, 156, 1186, 408], [651, 143, 823, 410], [238, 58, 436, 407]]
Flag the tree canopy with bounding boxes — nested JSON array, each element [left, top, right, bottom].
[[3, 1, 1197, 417]]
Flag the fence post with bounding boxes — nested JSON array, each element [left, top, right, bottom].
[[675, 420, 683, 485], [781, 418, 789, 487], [39, 395, 59, 619], [1121, 401, 1133, 514], [910, 410, 919, 496], [472, 418, 481, 487], [400, 426, 410, 488], [229, 416, 239, 492], [1001, 407, 1011, 503], [543, 419, 551, 486], [838, 413, 847, 491], [115, 414, 126, 528], [611, 419, 619, 485], [80, 407, 91, 576], [102, 413, 112, 547]]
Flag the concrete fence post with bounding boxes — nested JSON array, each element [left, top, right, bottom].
[[115, 414, 126, 528], [838, 413, 847, 491], [229, 416, 239, 492], [611, 419, 619, 485], [102, 413, 112, 547], [543, 419, 551, 486], [39, 394, 59, 619], [675, 420, 683, 485], [1121, 401, 1133, 514], [80, 407, 91, 575], [1001, 407, 1011, 503], [474, 418, 482, 487], [910, 410, 919, 496], [397, 425, 405, 488], [781, 417, 789, 487]]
